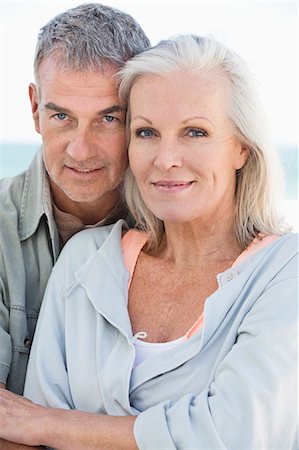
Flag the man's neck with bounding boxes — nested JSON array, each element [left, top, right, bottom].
[[50, 183, 120, 225]]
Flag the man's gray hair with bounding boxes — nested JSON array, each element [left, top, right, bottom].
[[34, 2, 150, 81]]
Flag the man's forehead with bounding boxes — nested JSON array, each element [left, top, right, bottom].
[[38, 57, 119, 90]]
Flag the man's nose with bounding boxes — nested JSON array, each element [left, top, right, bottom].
[[66, 128, 97, 161], [153, 138, 183, 171]]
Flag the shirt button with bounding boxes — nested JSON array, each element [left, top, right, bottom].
[[223, 269, 239, 283], [24, 337, 32, 349], [225, 273, 234, 282]]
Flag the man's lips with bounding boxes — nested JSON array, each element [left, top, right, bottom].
[[67, 167, 101, 173], [65, 163, 104, 171], [64, 165, 104, 178]]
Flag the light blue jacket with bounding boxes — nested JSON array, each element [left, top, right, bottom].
[[24, 220, 298, 449]]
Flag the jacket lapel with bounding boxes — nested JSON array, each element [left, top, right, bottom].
[[73, 220, 133, 339]]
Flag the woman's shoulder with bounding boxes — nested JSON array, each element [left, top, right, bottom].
[[272, 232, 298, 255], [250, 232, 298, 260], [232, 232, 297, 285], [53, 219, 126, 273], [246, 232, 298, 280]]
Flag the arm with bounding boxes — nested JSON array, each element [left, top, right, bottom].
[[5, 239, 137, 450], [0, 278, 12, 389], [0, 440, 43, 450], [0, 384, 45, 450], [2, 240, 297, 448], [1, 276, 297, 449], [134, 275, 298, 449], [0, 251, 42, 450], [0, 270, 137, 450], [0, 388, 137, 450]]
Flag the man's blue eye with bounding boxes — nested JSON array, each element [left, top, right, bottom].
[[55, 113, 67, 120], [104, 115, 116, 122]]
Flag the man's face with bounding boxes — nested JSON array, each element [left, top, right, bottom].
[[30, 59, 127, 210]]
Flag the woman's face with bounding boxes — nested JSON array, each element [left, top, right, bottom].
[[128, 69, 248, 226]]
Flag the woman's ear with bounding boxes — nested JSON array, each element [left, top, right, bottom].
[[29, 83, 41, 134], [235, 143, 249, 170]]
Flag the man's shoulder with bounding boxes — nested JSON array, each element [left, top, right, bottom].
[[0, 171, 27, 206], [0, 150, 54, 246], [0, 172, 29, 242], [0, 149, 43, 206]]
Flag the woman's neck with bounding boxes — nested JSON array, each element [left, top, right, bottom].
[[156, 218, 242, 268]]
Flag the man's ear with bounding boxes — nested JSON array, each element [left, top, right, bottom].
[[29, 83, 41, 134]]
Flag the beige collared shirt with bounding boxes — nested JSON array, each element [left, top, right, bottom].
[[53, 202, 129, 249]]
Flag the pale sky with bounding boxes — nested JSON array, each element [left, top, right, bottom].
[[1, 1, 298, 148]]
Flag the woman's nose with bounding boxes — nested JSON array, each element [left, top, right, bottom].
[[153, 138, 183, 170]]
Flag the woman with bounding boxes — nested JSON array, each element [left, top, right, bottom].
[[1, 35, 297, 449]]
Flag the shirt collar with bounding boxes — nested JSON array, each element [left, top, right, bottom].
[[18, 148, 58, 251], [53, 201, 130, 249], [70, 220, 133, 336]]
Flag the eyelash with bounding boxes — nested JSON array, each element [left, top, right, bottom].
[[53, 113, 68, 121], [134, 127, 208, 139], [103, 115, 117, 123], [135, 128, 155, 138], [186, 128, 208, 137], [51, 114, 121, 125]]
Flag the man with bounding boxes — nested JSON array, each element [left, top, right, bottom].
[[0, 3, 149, 395], [0, 3, 149, 449]]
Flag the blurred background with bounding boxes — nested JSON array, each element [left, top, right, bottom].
[[1, 1, 298, 229]]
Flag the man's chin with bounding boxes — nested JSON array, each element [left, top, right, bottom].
[[63, 191, 104, 205]]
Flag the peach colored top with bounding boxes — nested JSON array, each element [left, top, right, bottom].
[[122, 231, 278, 342]]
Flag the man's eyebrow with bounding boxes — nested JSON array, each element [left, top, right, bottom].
[[43, 102, 72, 114], [99, 105, 127, 115], [43, 102, 126, 115]]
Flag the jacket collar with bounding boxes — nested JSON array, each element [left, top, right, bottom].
[[73, 220, 133, 338], [69, 220, 236, 386], [19, 148, 59, 259]]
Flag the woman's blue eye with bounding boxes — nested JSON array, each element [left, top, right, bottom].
[[187, 128, 207, 137], [136, 129, 154, 138]]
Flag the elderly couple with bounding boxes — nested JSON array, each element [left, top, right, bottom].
[[0, 3, 297, 450]]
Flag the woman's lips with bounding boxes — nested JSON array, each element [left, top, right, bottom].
[[152, 180, 194, 193]]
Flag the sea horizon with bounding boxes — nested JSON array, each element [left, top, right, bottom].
[[1, 141, 297, 230]]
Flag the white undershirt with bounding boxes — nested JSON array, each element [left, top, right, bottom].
[[133, 332, 184, 367]]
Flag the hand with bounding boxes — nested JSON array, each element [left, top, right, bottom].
[[0, 389, 44, 447]]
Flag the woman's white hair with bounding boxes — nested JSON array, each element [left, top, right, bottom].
[[118, 34, 288, 251]]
